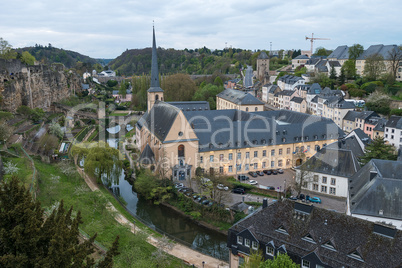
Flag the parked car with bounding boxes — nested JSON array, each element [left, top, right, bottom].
[[248, 171, 258, 177], [288, 196, 298, 200], [174, 182, 184, 188], [298, 194, 305, 200], [271, 169, 278, 175], [232, 188, 245, 194], [277, 168, 284, 174], [256, 171, 264, 176], [249, 180, 258, 185], [217, 184, 229, 191], [193, 194, 200, 200], [197, 196, 207, 203], [266, 186, 275, 190], [238, 174, 249, 181], [201, 199, 210, 205], [263, 169, 272, 175], [308, 196, 322, 203]]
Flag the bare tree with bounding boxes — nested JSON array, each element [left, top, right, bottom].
[[387, 46, 402, 82], [363, 53, 385, 81]]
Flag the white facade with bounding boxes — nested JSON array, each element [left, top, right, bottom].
[[384, 126, 402, 148], [296, 170, 349, 197]]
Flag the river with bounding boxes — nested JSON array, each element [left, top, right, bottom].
[[104, 125, 229, 261]]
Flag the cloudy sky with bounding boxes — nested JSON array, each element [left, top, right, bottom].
[[2, 0, 401, 59]]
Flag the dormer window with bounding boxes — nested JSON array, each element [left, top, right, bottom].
[[237, 236, 243, 245], [276, 226, 289, 235], [302, 233, 316, 243], [348, 250, 364, 262], [244, 238, 251, 247], [322, 240, 336, 251], [252, 241, 258, 250], [266, 246, 274, 256]]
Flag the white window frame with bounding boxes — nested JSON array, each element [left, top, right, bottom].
[[237, 236, 243, 245], [302, 259, 310, 268], [266, 246, 274, 256], [244, 238, 250, 247], [252, 241, 258, 250]]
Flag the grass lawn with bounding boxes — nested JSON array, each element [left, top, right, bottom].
[[35, 160, 186, 267], [3, 156, 34, 190]]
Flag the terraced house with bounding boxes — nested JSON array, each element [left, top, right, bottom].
[[227, 199, 402, 267], [136, 28, 343, 181]]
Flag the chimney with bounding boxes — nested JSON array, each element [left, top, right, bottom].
[[263, 198, 268, 208]]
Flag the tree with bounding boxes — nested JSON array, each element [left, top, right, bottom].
[[342, 60, 357, 79], [338, 67, 346, 85], [363, 53, 385, 81], [387, 46, 402, 82], [365, 91, 391, 115], [312, 73, 332, 88], [359, 137, 397, 165], [71, 141, 122, 185], [162, 73, 197, 101], [192, 83, 224, 109], [49, 122, 64, 139], [259, 253, 299, 268], [348, 44, 364, 61], [0, 38, 16, 60], [240, 249, 264, 268], [0, 120, 13, 143], [314, 47, 332, 57], [0, 176, 120, 267], [20, 51, 36, 65]]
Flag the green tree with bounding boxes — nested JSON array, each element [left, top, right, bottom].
[[312, 73, 332, 88], [162, 73, 197, 101], [192, 83, 224, 109], [214, 76, 223, 86], [314, 47, 332, 56], [0, 120, 13, 144], [49, 122, 64, 139], [107, 80, 118, 88], [342, 60, 357, 79], [0, 38, 16, 60], [16, 105, 32, 117], [348, 44, 364, 61], [259, 253, 299, 268], [71, 141, 122, 185], [363, 53, 385, 81], [30, 108, 45, 123], [240, 250, 264, 268], [294, 66, 307, 77], [338, 67, 346, 85], [21, 51, 36, 65], [0, 176, 120, 267], [359, 137, 397, 165], [365, 91, 391, 115]]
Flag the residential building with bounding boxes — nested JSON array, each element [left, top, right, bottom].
[[349, 159, 402, 230], [304, 57, 326, 73], [295, 129, 368, 198], [364, 116, 384, 139], [291, 54, 309, 70], [384, 115, 402, 148], [216, 88, 264, 112], [373, 118, 387, 139], [323, 97, 355, 129], [289, 97, 306, 113], [225, 78, 241, 89], [98, 70, 116, 77], [343, 111, 361, 132], [326, 61, 341, 77], [262, 84, 280, 104], [277, 75, 305, 91], [227, 199, 402, 268], [274, 90, 300, 110], [112, 89, 132, 103], [355, 111, 379, 132], [327, 45, 349, 66]]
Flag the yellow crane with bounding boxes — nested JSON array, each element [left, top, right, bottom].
[[306, 33, 330, 56]]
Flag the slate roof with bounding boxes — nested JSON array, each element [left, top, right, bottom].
[[327, 45, 349, 59], [306, 83, 322, 95], [350, 159, 402, 221], [298, 134, 364, 178], [305, 57, 323, 65], [385, 115, 402, 129], [343, 110, 361, 122], [357, 44, 400, 60], [81, 83, 90, 90], [326, 98, 356, 109], [228, 199, 402, 268], [290, 96, 304, 104], [258, 51, 269, 59], [148, 27, 164, 93], [328, 61, 341, 67], [267, 85, 280, 94], [167, 101, 210, 111], [315, 59, 328, 72], [277, 90, 295, 97], [350, 128, 371, 143], [356, 111, 378, 121], [139, 101, 180, 142], [278, 75, 304, 84], [310, 95, 318, 103], [217, 88, 264, 105], [112, 89, 132, 95], [294, 55, 309, 60], [373, 118, 388, 132], [139, 144, 155, 165], [183, 109, 344, 152]]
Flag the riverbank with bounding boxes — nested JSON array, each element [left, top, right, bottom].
[[161, 202, 229, 236], [76, 164, 229, 268]]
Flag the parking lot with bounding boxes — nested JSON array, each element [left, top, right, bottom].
[[238, 169, 296, 192]]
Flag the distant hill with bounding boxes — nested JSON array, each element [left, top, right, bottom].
[[109, 47, 256, 76], [16, 44, 107, 69]]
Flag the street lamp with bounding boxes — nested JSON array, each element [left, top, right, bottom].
[[202, 261, 205, 268]]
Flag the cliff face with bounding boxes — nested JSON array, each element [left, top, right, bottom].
[[0, 59, 81, 112]]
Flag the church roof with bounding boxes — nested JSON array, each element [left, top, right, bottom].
[[139, 144, 155, 165], [148, 26, 163, 93]]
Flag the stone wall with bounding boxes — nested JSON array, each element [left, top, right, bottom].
[[0, 59, 81, 112]]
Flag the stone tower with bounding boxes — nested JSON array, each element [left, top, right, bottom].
[[147, 26, 164, 113], [256, 51, 270, 85]]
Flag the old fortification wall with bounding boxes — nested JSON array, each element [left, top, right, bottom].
[[0, 59, 81, 112]]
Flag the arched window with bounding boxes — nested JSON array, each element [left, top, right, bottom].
[[178, 145, 185, 157], [246, 107, 249, 112], [255, 107, 258, 111], [155, 94, 159, 100]]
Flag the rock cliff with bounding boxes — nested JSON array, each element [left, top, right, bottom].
[[0, 59, 81, 112]]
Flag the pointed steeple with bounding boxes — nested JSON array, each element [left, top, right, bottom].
[[148, 26, 163, 93]]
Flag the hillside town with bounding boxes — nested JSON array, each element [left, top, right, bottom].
[[0, 17, 402, 268]]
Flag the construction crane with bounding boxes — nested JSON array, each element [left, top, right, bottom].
[[305, 33, 330, 56]]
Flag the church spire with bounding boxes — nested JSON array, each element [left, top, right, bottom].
[[148, 25, 163, 92]]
